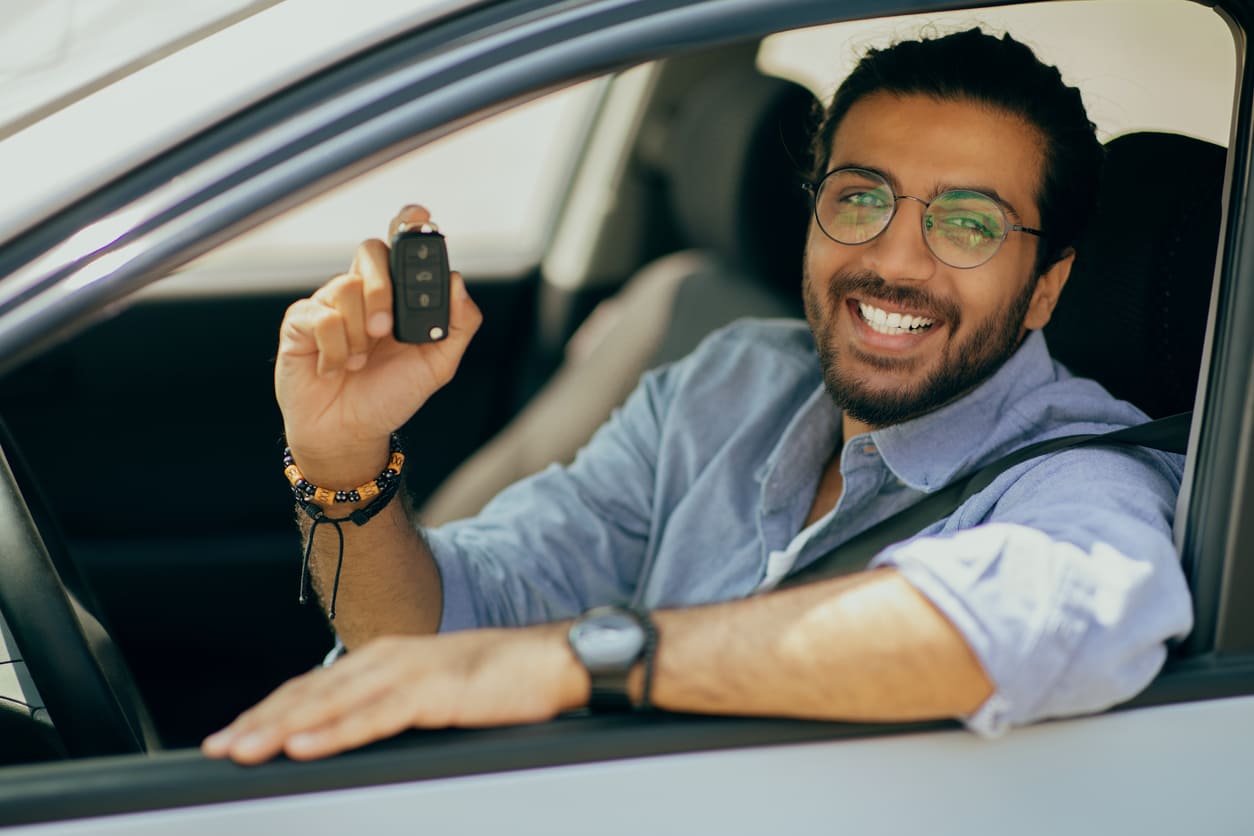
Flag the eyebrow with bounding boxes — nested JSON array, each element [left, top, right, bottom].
[[829, 161, 1028, 220], [934, 180, 1025, 220]]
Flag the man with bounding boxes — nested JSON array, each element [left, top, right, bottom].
[[203, 29, 1191, 764]]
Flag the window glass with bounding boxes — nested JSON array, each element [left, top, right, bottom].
[[169, 79, 604, 295]]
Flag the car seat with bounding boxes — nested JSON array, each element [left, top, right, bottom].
[[1043, 131, 1226, 420], [420, 66, 817, 524]]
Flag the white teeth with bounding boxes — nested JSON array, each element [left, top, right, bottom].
[[857, 301, 935, 336]]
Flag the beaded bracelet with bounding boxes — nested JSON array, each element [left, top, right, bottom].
[[282, 434, 405, 507], [283, 435, 406, 620]]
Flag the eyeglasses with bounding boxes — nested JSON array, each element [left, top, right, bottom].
[[804, 167, 1043, 269]]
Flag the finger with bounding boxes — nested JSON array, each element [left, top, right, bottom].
[[350, 239, 396, 339], [277, 297, 326, 359], [428, 271, 482, 368], [312, 274, 370, 364], [283, 656, 473, 761], [283, 683, 433, 760], [311, 302, 352, 377], [201, 672, 323, 762], [445, 272, 482, 343], [203, 666, 368, 764], [387, 204, 432, 242], [204, 639, 418, 763]]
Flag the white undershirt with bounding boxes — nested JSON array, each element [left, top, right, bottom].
[[753, 504, 840, 594]]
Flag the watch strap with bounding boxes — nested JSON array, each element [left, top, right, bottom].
[[588, 670, 635, 712], [636, 607, 658, 710]]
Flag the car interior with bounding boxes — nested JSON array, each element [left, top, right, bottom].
[[0, 1, 1234, 775]]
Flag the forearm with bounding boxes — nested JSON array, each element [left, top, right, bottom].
[[643, 568, 993, 722], [293, 443, 442, 649]]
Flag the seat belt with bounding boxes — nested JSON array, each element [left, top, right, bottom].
[[777, 411, 1192, 590]]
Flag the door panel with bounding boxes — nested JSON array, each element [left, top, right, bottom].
[[4, 696, 1253, 833]]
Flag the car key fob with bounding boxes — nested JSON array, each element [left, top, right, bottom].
[[389, 222, 450, 343]]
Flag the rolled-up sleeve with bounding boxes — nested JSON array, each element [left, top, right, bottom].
[[873, 446, 1193, 736], [425, 363, 675, 632]]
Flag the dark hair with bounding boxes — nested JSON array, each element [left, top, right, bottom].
[[808, 28, 1103, 275]]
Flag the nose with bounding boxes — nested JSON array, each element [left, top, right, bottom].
[[861, 196, 937, 282]]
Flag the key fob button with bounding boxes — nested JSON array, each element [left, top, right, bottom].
[[389, 228, 450, 342]]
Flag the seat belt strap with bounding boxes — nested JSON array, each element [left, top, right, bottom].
[[776, 411, 1192, 590]]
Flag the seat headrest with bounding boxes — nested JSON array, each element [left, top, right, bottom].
[[1044, 131, 1226, 419], [662, 68, 818, 296]]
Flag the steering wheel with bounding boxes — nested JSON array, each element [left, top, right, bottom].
[[0, 428, 159, 758]]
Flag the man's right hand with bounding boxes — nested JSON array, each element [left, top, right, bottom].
[[275, 205, 482, 485]]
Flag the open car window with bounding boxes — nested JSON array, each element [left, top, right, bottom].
[[161, 78, 606, 297]]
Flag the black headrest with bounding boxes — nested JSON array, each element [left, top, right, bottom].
[[663, 68, 817, 296], [1044, 132, 1226, 419]]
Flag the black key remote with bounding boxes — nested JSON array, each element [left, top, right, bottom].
[[389, 223, 450, 343]]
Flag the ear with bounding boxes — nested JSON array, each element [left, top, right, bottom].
[[1022, 249, 1075, 330]]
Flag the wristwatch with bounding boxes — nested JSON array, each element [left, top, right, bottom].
[[567, 605, 657, 711]]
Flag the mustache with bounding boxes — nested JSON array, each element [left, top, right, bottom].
[[825, 270, 961, 325]]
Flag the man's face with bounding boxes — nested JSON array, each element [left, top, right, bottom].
[[803, 92, 1072, 428]]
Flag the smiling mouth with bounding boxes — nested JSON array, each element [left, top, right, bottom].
[[856, 300, 937, 336]]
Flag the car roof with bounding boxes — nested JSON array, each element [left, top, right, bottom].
[[0, 0, 474, 247]]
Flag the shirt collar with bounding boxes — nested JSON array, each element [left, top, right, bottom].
[[866, 329, 1058, 492], [754, 377, 841, 511]]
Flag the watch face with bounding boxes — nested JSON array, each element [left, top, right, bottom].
[[569, 608, 646, 673]]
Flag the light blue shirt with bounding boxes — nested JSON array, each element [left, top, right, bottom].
[[426, 320, 1193, 735]]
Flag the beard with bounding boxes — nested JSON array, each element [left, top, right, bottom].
[[803, 267, 1037, 428]]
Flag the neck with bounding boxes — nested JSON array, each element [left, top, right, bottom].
[[842, 413, 876, 445]]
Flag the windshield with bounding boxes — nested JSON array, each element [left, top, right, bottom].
[[0, 0, 280, 141]]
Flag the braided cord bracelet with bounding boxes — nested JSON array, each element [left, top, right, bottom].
[[283, 435, 406, 619]]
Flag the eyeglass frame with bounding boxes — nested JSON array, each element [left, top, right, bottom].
[[801, 166, 1044, 269]]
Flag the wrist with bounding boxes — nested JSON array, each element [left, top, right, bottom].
[[552, 622, 593, 712], [284, 434, 404, 514], [284, 435, 394, 489], [566, 606, 658, 712]]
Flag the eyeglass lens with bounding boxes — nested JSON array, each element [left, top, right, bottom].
[[814, 168, 1010, 268]]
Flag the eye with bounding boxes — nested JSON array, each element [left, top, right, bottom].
[[927, 192, 1006, 247], [840, 189, 891, 208], [941, 213, 998, 239]]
